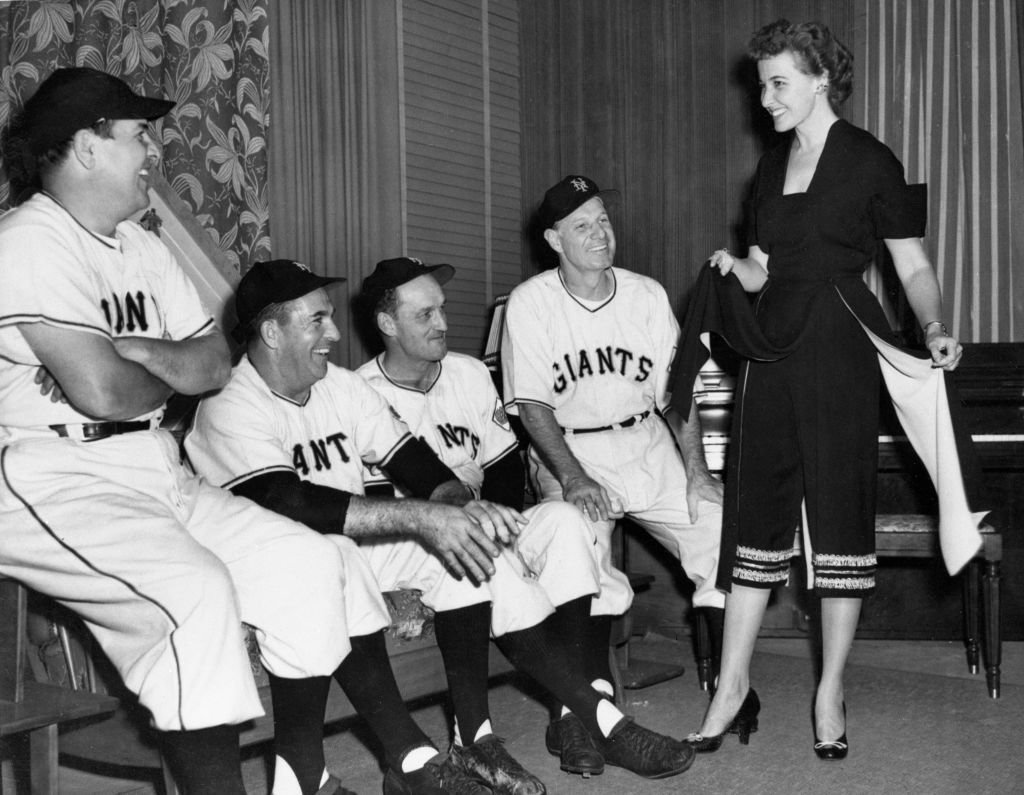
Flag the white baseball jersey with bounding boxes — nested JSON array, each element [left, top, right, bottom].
[[190, 355, 593, 634], [356, 352, 603, 618], [356, 352, 516, 497], [0, 193, 353, 731], [501, 266, 682, 429], [187, 357, 412, 494], [501, 264, 725, 611], [0, 193, 211, 441]]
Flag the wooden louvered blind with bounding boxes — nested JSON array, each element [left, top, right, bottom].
[[400, 0, 522, 357]]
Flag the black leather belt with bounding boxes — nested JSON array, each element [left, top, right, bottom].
[[562, 410, 651, 435], [50, 420, 153, 441]]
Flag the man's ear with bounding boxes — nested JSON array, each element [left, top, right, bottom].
[[70, 129, 97, 169], [259, 318, 280, 350], [376, 311, 397, 339], [543, 227, 562, 254]]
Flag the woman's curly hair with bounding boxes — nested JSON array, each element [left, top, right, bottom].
[[748, 19, 854, 109]]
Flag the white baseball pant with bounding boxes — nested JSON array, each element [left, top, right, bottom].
[[528, 415, 725, 614], [0, 431, 358, 731]]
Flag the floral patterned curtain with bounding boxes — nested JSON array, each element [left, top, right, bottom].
[[0, 0, 270, 274]]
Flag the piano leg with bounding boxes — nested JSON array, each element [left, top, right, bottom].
[[962, 560, 980, 675], [983, 559, 1001, 699]]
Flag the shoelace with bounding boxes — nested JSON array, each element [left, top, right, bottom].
[[434, 754, 489, 794], [557, 715, 595, 748], [813, 739, 848, 750], [460, 736, 543, 789], [608, 724, 676, 763]]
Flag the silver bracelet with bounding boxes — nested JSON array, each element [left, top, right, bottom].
[[922, 320, 947, 335]]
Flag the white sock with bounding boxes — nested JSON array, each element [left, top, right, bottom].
[[473, 719, 493, 743], [596, 699, 624, 738], [271, 755, 301, 795], [270, 758, 330, 794], [591, 678, 614, 698], [454, 717, 493, 746], [401, 745, 438, 773]]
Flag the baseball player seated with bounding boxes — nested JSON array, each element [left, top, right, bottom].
[[0, 69, 359, 795], [186, 258, 697, 791], [501, 175, 728, 699], [356, 257, 697, 786], [185, 261, 510, 795]]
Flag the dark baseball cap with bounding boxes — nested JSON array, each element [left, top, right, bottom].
[[537, 174, 619, 230], [18, 68, 175, 156], [361, 257, 455, 309], [233, 259, 345, 342]]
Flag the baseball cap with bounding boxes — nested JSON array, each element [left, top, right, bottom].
[[233, 259, 345, 342], [537, 174, 619, 230], [17, 68, 175, 157], [361, 257, 455, 310]]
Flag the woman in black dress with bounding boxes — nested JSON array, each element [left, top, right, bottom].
[[683, 19, 963, 759]]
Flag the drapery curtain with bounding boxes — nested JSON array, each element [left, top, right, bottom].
[[266, 0, 403, 368], [520, 0, 1024, 341], [855, 0, 1024, 342], [267, 0, 523, 368], [0, 0, 271, 274]]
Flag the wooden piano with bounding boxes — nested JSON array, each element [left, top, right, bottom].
[[693, 341, 1023, 642]]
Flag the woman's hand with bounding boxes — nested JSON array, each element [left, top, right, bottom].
[[709, 248, 736, 275], [925, 326, 963, 371]]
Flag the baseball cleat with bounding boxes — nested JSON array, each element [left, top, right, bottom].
[[595, 717, 696, 779], [383, 750, 492, 794], [452, 734, 546, 794], [544, 713, 604, 777]]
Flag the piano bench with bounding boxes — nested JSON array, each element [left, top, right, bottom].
[[695, 514, 1003, 698]]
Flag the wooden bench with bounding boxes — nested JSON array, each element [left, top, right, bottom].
[[1, 577, 119, 795], [694, 514, 1003, 698]]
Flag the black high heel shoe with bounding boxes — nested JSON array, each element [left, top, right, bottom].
[[685, 688, 760, 752], [813, 701, 848, 760]]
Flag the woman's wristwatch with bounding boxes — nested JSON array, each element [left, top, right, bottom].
[[922, 320, 948, 335]]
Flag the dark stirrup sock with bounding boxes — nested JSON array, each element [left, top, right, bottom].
[[547, 596, 595, 716], [550, 596, 592, 660], [496, 618, 604, 740], [267, 673, 331, 795], [433, 603, 493, 742], [703, 606, 726, 687], [585, 614, 615, 687], [159, 724, 245, 795], [333, 630, 432, 770]]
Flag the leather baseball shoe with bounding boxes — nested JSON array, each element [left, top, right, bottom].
[[452, 734, 546, 795], [383, 750, 493, 794], [596, 717, 696, 779], [544, 713, 604, 777]]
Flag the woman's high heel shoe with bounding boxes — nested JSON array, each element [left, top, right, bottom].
[[813, 701, 848, 760], [685, 688, 760, 753]]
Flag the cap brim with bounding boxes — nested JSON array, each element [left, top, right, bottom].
[[426, 264, 455, 285], [132, 97, 176, 121]]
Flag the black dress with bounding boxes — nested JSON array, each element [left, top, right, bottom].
[[705, 119, 926, 598]]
